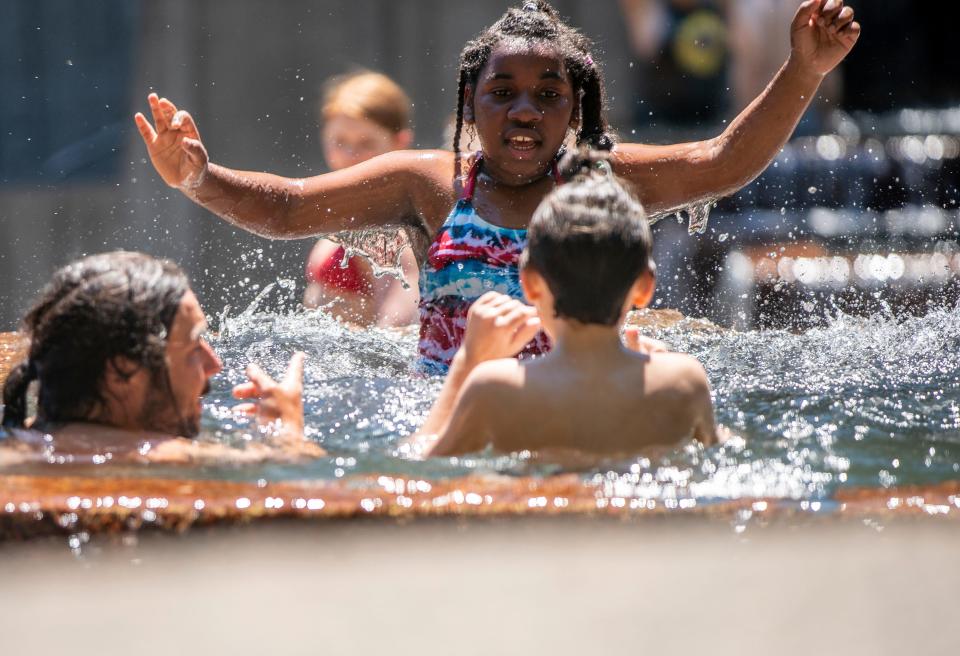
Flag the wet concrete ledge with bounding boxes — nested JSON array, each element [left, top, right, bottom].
[[3, 472, 960, 542]]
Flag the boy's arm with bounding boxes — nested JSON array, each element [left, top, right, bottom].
[[687, 361, 720, 446], [134, 94, 445, 239], [423, 363, 504, 457], [417, 349, 481, 439], [613, 0, 860, 217], [412, 292, 540, 455]]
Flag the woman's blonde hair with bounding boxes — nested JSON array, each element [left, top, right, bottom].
[[321, 70, 411, 134]]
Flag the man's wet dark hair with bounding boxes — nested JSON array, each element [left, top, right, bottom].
[[2, 251, 189, 429], [522, 149, 653, 326], [453, 0, 615, 159]]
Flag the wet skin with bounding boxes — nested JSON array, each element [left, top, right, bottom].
[[0, 292, 222, 459], [39, 291, 221, 444]]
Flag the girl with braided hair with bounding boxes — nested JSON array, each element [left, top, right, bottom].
[[135, 0, 860, 368]]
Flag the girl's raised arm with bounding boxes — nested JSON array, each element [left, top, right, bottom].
[[134, 93, 447, 239], [613, 0, 860, 217]]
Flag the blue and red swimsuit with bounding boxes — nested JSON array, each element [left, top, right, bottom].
[[418, 155, 560, 368]]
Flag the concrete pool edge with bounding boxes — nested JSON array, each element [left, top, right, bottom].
[[2, 472, 960, 541]]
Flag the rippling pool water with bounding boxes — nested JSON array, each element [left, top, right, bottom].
[[4, 296, 960, 509]]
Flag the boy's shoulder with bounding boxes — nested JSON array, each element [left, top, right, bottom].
[[465, 357, 526, 391], [642, 351, 710, 395], [456, 357, 528, 411], [447, 358, 526, 435]]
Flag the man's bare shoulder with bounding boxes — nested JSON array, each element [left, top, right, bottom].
[[149, 436, 324, 464]]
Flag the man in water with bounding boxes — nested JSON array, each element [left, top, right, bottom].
[[412, 155, 722, 457], [1, 251, 321, 464]]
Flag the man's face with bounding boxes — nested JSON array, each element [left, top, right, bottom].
[[139, 291, 222, 437]]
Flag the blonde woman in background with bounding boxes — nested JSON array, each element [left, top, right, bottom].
[[304, 71, 420, 326]]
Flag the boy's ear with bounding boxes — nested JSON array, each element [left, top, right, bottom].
[[394, 128, 414, 150], [629, 268, 656, 309], [463, 85, 476, 124], [519, 266, 546, 303]]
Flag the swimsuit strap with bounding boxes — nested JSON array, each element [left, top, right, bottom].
[[462, 151, 564, 203], [462, 152, 483, 202], [550, 159, 562, 185]]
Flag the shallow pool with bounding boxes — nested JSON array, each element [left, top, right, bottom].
[[3, 298, 960, 529]]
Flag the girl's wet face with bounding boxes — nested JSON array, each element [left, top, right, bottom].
[[467, 44, 576, 184]]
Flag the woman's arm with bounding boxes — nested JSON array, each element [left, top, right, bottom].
[[613, 0, 860, 217], [135, 94, 449, 239]]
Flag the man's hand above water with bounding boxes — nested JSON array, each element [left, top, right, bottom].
[[232, 352, 307, 439]]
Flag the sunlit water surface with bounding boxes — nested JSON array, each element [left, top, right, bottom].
[[4, 296, 960, 505]]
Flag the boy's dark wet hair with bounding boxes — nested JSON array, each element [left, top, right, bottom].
[[2, 252, 189, 429], [453, 0, 614, 158], [522, 149, 653, 326]]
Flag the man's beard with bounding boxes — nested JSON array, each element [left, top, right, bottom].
[[138, 374, 210, 438]]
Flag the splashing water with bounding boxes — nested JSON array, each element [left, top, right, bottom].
[[684, 202, 714, 235], [648, 200, 716, 235], [154, 301, 960, 496], [5, 288, 960, 505], [328, 227, 413, 288]]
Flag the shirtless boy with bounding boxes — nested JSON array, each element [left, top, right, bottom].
[[416, 156, 719, 457]]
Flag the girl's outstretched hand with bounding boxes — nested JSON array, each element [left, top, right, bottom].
[[461, 292, 542, 366], [790, 0, 860, 77], [134, 93, 209, 189]]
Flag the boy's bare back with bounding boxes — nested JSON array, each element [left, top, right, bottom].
[[430, 346, 716, 457]]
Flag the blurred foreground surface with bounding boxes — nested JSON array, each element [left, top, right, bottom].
[[1, 518, 958, 656]]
